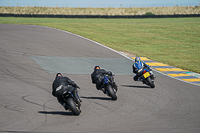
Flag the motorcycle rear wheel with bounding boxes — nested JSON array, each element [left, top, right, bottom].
[[147, 77, 155, 88], [106, 84, 117, 100], [66, 98, 81, 115]]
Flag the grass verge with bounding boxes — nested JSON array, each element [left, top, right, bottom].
[[0, 17, 199, 73]]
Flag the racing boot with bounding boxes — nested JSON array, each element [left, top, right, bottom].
[[102, 87, 106, 94], [62, 103, 69, 110], [58, 98, 68, 110], [96, 84, 102, 90], [113, 82, 118, 92], [149, 71, 155, 81]]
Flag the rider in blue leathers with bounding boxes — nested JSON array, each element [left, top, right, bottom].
[[132, 57, 153, 81]]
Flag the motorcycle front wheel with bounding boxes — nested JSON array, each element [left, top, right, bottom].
[[66, 97, 81, 115], [106, 84, 117, 100]]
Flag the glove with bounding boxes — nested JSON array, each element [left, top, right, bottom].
[[76, 85, 80, 89], [108, 71, 112, 75]]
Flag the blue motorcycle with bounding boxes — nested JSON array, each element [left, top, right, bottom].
[[102, 74, 118, 100], [134, 61, 155, 88], [138, 68, 155, 88]]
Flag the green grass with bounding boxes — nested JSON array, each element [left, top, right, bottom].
[[0, 17, 200, 73]]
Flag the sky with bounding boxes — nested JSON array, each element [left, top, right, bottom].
[[0, 0, 199, 7]]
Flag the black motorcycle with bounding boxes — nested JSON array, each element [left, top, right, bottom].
[[101, 74, 118, 100], [62, 86, 81, 115]]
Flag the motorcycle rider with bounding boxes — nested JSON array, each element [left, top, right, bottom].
[[132, 57, 153, 81], [52, 73, 82, 110], [91, 66, 117, 93]]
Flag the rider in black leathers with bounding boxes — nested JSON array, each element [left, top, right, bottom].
[[52, 73, 82, 110], [91, 66, 117, 92], [132, 57, 153, 81]]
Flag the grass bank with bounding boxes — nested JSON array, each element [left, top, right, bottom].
[[0, 17, 199, 73], [0, 6, 200, 15]]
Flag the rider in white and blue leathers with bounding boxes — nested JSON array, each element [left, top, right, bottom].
[[132, 57, 153, 81]]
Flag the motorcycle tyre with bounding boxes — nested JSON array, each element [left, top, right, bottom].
[[106, 84, 117, 100], [66, 97, 81, 115], [147, 77, 155, 88]]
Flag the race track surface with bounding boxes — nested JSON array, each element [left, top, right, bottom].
[[0, 24, 200, 133]]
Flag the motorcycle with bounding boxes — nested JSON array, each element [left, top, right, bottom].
[[62, 87, 81, 115], [101, 74, 118, 100], [137, 67, 155, 88]]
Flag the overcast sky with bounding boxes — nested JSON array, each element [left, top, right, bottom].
[[0, 0, 199, 7]]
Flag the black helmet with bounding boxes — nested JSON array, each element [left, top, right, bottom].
[[94, 65, 100, 70], [135, 57, 141, 62], [57, 73, 64, 77]]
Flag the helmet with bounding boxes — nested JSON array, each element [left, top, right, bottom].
[[135, 57, 141, 62], [94, 66, 100, 70], [57, 73, 64, 77]]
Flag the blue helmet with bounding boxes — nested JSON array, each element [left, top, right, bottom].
[[135, 57, 141, 62]]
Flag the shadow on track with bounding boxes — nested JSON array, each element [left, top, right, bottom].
[[38, 111, 74, 116], [121, 84, 152, 89], [81, 96, 111, 100]]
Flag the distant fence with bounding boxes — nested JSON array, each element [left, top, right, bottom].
[[0, 13, 200, 18]]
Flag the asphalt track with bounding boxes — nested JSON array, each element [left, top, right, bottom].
[[0, 24, 200, 133]]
